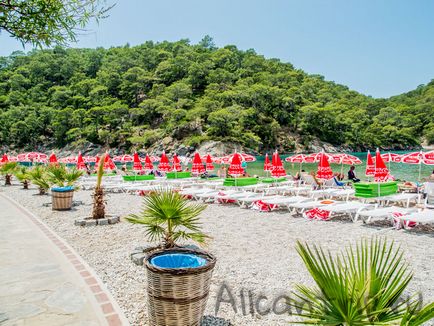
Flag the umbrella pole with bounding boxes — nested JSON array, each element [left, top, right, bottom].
[[418, 163, 421, 181]]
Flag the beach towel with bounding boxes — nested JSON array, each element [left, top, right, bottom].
[[304, 208, 331, 221], [251, 200, 278, 212], [392, 212, 417, 229]]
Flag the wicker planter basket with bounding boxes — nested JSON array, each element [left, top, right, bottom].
[[144, 247, 216, 326], [51, 188, 74, 211]]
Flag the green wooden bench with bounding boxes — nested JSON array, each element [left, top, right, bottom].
[[166, 171, 192, 179]]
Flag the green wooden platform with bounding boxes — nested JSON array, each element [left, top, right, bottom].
[[166, 171, 192, 179]]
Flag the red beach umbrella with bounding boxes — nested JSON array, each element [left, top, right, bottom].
[[82, 156, 97, 163], [1, 154, 9, 164], [172, 154, 182, 172], [133, 152, 143, 171], [264, 153, 272, 171], [191, 152, 205, 175], [17, 152, 47, 163], [374, 149, 389, 182], [423, 151, 434, 165], [49, 153, 58, 164], [316, 151, 334, 180], [76, 152, 86, 170], [59, 156, 77, 164], [271, 151, 286, 177], [205, 154, 215, 172], [381, 153, 401, 163], [227, 152, 244, 177], [113, 154, 134, 163], [219, 153, 256, 164], [285, 154, 307, 163], [401, 151, 423, 164], [365, 150, 375, 177], [304, 153, 321, 163], [96, 152, 116, 170], [158, 152, 171, 172], [143, 154, 154, 170]]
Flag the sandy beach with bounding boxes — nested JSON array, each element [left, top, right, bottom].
[[2, 183, 434, 325]]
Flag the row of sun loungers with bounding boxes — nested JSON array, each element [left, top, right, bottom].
[[77, 175, 433, 230]]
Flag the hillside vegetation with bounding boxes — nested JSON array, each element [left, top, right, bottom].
[[0, 37, 433, 152]]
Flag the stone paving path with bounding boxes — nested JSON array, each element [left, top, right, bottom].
[[0, 193, 129, 326]]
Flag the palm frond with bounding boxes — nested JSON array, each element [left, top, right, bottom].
[[288, 238, 432, 325], [126, 188, 208, 248]]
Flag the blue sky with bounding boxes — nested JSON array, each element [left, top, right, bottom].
[[1, 0, 434, 98]]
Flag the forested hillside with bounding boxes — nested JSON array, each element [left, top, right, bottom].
[[0, 37, 433, 152]]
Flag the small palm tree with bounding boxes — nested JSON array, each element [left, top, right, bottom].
[[126, 189, 208, 248], [14, 166, 30, 189], [46, 165, 83, 187], [289, 237, 434, 325], [27, 166, 50, 195], [92, 154, 105, 219], [0, 162, 18, 185]]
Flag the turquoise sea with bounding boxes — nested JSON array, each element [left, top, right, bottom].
[[240, 152, 434, 182]]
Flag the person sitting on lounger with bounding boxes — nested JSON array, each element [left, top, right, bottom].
[[348, 166, 360, 183]]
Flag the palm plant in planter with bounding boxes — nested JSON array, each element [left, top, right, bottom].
[[0, 162, 18, 185], [92, 154, 106, 219], [14, 166, 31, 189], [289, 237, 434, 325], [127, 189, 216, 326], [46, 165, 83, 210], [27, 166, 50, 195]]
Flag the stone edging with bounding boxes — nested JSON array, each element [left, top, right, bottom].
[[0, 194, 130, 326]]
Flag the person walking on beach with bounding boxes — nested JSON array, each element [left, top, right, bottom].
[[348, 166, 360, 182]]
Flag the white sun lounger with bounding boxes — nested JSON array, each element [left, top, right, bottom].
[[355, 206, 416, 224], [260, 196, 311, 211], [329, 189, 355, 201], [288, 200, 342, 214], [236, 195, 280, 208], [324, 202, 375, 222], [398, 210, 434, 225], [377, 193, 420, 208], [309, 188, 340, 199]]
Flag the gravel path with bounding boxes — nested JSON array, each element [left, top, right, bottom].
[[2, 184, 434, 325]]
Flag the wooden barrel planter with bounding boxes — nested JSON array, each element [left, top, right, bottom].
[[51, 186, 75, 211], [144, 247, 216, 326]]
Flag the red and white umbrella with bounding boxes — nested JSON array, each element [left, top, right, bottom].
[[374, 149, 389, 182], [316, 151, 334, 180], [205, 154, 215, 172], [141, 155, 159, 163], [113, 155, 134, 163], [96, 152, 116, 170], [82, 156, 97, 163], [143, 154, 154, 171], [17, 152, 47, 163], [424, 151, 434, 165], [172, 154, 182, 172], [59, 156, 77, 164], [335, 153, 362, 165], [191, 152, 205, 175], [227, 152, 244, 177], [158, 152, 171, 172], [1, 154, 9, 164], [132, 152, 143, 171], [76, 152, 86, 170], [401, 151, 432, 180], [381, 153, 401, 163], [264, 153, 272, 172], [271, 151, 286, 177], [49, 153, 58, 164], [285, 154, 307, 163], [218, 153, 256, 164], [365, 150, 375, 177]]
